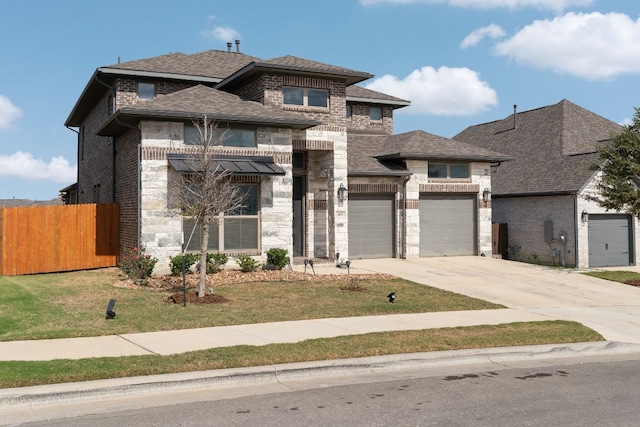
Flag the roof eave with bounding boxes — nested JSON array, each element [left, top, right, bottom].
[[217, 62, 374, 89], [98, 67, 223, 83], [493, 190, 578, 198], [346, 95, 411, 109], [97, 109, 321, 136], [375, 152, 514, 163]]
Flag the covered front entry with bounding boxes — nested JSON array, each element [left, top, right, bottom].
[[348, 194, 395, 259], [588, 214, 632, 267], [420, 194, 476, 256]]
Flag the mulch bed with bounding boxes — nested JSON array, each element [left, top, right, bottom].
[[624, 279, 640, 287], [112, 269, 394, 304]]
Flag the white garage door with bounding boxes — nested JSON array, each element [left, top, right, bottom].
[[588, 214, 632, 267], [348, 194, 395, 259], [420, 194, 476, 256]]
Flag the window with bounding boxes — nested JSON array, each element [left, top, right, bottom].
[[282, 87, 328, 108], [346, 105, 352, 118], [138, 82, 155, 99], [184, 126, 255, 148], [428, 163, 469, 179], [183, 184, 260, 252], [369, 106, 382, 121]]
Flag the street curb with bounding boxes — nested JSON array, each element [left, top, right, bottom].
[[2, 341, 639, 410]]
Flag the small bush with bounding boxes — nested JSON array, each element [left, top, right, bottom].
[[206, 252, 229, 274], [121, 246, 158, 283], [237, 255, 261, 272], [265, 248, 290, 270], [169, 253, 199, 276]]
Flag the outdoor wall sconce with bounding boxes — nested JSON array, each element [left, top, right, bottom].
[[338, 183, 348, 200], [581, 210, 589, 223], [482, 187, 491, 203]]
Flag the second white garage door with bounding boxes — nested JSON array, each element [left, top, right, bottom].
[[420, 194, 476, 256], [348, 194, 395, 259]]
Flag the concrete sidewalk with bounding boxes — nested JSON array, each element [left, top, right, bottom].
[[0, 309, 552, 361]]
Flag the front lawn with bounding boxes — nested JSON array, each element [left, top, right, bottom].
[[0, 268, 502, 341]]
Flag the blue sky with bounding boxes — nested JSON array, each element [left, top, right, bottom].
[[0, 0, 639, 200]]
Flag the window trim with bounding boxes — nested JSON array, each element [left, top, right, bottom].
[[282, 86, 329, 108], [184, 125, 256, 148], [182, 183, 261, 252], [428, 163, 470, 179], [369, 106, 382, 121], [137, 82, 155, 100]]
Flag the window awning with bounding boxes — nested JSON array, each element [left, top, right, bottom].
[[167, 154, 285, 176]]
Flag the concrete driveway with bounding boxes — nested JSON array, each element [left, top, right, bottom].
[[350, 257, 640, 344]]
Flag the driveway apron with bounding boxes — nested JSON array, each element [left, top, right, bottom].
[[350, 257, 640, 343]]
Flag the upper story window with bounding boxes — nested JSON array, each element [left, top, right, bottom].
[[283, 87, 328, 108], [369, 106, 382, 121], [428, 163, 469, 179], [138, 82, 155, 99], [184, 126, 256, 148]]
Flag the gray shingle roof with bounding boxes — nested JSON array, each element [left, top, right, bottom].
[[346, 85, 411, 108], [97, 85, 320, 135], [453, 99, 622, 196], [106, 50, 260, 80], [347, 130, 511, 176]]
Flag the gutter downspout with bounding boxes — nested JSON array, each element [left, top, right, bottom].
[[574, 197, 579, 268], [401, 175, 411, 259]]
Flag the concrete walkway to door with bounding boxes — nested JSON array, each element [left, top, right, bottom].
[[349, 257, 640, 344]]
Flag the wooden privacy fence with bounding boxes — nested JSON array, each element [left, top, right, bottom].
[[0, 203, 119, 276]]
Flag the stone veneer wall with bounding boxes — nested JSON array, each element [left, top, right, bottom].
[[136, 121, 294, 273]]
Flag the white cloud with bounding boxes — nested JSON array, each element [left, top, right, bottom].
[[359, 0, 592, 12], [461, 24, 506, 48], [364, 66, 498, 115], [201, 25, 241, 42], [0, 95, 22, 129], [494, 12, 640, 80], [0, 152, 76, 183]]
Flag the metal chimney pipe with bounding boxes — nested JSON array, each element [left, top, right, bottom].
[[235, 39, 240, 53], [227, 42, 232, 52], [513, 104, 517, 129]]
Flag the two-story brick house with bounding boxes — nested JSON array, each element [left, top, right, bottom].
[[64, 45, 510, 272]]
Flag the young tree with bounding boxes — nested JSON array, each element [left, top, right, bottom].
[[589, 108, 640, 219], [171, 115, 246, 297]]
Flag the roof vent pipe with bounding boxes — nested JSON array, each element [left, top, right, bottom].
[[227, 42, 232, 52], [235, 39, 240, 53], [513, 104, 517, 129]]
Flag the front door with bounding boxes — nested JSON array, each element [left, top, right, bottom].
[[293, 176, 305, 257]]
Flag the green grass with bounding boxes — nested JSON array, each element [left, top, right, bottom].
[[0, 269, 503, 341], [0, 321, 602, 389], [583, 270, 640, 283]]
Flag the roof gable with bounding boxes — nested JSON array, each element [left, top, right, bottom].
[[453, 99, 622, 196]]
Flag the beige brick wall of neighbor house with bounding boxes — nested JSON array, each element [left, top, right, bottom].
[[577, 173, 640, 268], [136, 121, 296, 273], [492, 195, 576, 267]]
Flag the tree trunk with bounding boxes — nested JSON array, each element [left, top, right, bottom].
[[198, 215, 210, 297]]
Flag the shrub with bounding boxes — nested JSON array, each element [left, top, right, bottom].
[[236, 255, 261, 272], [206, 252, 229, 274], [265, 248, 290, 270], [168, 253, 199, 276], [121, 246, 158, 283]]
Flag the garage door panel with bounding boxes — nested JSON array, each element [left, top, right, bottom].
[[420, 195, 475, 257], [349, 195, 394, 259], [588, 215, 631, 267]]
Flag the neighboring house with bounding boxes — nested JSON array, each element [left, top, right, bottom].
[[64, 45, 508, 272], [454, 99, 639, 268]]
